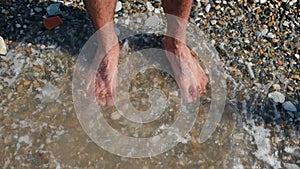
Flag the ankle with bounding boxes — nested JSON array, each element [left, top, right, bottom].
[[164, 36, 186, 50]]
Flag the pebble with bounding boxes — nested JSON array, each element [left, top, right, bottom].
[[34, 7, 43, 13], [283, 21, 289, 27], [146, 2, 155, 12], [261, 28, 268, 36], [266, 33, 276, 39], [40, 44, 46, 50], [110, 111, 121, 120], [277, 61, 284, 66], [115, 1, 122, 12], [46, 3, 62, 16], [260, 0, 267, 3], [16, 24, 21, 28], [154, 8, 160, 14], [272, 84, 281, 90], [205, 4, 211, 13], [268, 91, 285, 103], [145, 15, 159, 27], [0, 36, 7, 55], [245, 62, 255, 79], [210, 20, 217, 25], [282, 101, 297, 112], [254, 31, 262, 37]]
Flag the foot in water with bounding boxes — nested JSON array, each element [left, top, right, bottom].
[[164, 37, 209, 103], [86, 43, 120, 107]]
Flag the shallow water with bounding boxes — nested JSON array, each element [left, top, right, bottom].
[[0, 14, 299, 169]]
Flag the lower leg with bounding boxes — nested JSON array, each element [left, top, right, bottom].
[[84, 0, 120, 106], [84, 0, 118, 51], [162, 0, 208, 102], [162, 0, 193, 43]]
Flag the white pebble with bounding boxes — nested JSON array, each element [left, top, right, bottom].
[[205, 4, 211, 13], [260, 0, 267, 3], [0, 36, 7, 55], [283, 21, 289, 27], [115, 1, 122, 12], [210, 20, 217, 25], [146, 2, 155, 12], [268, 91, 285, 103], [40, 44, 46, 50], [154, 8, 160, 14], [245, 62, 255, 79]]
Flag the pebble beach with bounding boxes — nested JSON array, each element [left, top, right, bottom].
[[0, 0, 299, 168]]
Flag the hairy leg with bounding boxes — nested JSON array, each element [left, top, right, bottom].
[[162, 0, 208, 102], [84, 0, 120, 106]]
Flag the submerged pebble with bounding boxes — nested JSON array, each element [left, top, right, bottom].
[[282, 101, 297, 112]]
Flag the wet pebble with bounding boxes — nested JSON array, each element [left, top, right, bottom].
[[0, 36, 7, 55], [282, 101, 297, 112], [111, 111, 121, 120], [47, 3, 62, 16], [145, 15, 159, 27], [268, 91, 285, 103], [34, 7, 43, 13], [115, 1, 122, 12], [146, 2, 155, 12]]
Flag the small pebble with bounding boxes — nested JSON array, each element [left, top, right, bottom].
[[210, 20, 217, 25], [0, 36, 7, 55], [146, 2, 155, 12], [34, 7, 42, 13], [205, 4, 211, 13], [40, 44, 46, 50], [254, 31, 262, 37], [283, 101, 297, 112], [115, 1, 122, 12], [278, 60, 283, 66], [145, 15, 159, 27], [260, 0, 267, 3], [110, 111, 121, 120], [268, 91, 285, 103], [46, 3, 62, 16], [272, 84, 281, 90]]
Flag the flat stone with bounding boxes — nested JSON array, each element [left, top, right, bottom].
[[268, 91, 285, 103], [282, 101, 297, 112], [0, 36, 7, 55]]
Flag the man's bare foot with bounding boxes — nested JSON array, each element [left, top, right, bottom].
[[164, 37, 208, 103], [86, 44, 120, 107]]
